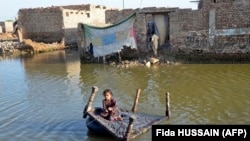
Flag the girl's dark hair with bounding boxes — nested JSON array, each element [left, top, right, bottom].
[[103, 89, 113, 96]]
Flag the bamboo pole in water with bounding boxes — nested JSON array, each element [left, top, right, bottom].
[[165, 92, 170, 118], [132, 89, 141, 113], [83, 86, 99, 118], [124, 115, 136, 141]]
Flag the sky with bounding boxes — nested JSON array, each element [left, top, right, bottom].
[[0, 0, 198, 21]]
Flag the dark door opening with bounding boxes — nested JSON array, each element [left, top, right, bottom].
[[146, 13, 170, 51]]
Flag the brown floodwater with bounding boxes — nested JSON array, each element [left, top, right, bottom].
[[0, 50, 249, 141]]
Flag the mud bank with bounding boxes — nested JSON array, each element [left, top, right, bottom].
[[0, 39, 67, 55]]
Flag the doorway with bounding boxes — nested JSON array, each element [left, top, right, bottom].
[[146, 13, 170, 51]]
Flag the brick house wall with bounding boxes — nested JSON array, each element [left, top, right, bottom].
[[18, 4, 112, 46]]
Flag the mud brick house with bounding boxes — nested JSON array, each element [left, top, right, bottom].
[[105, 0, 250, 55], [18, 0, 250, 60], [18, 4, 115, 46]]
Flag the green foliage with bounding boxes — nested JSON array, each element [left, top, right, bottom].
[[5, 20, 14, 22]]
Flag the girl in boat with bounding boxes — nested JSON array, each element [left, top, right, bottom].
[[100, 89, 123, 121]]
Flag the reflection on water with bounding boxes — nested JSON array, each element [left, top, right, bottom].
[[0, 50, 249, 141]]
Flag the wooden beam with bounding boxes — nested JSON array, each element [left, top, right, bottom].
[[132, 89, 141, 113], [165, 92, 170, 118], [83, 86, 99, 118], [124, 115, 136, 141]]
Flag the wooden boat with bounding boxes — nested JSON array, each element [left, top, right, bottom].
[[83, 86, 170, 141]]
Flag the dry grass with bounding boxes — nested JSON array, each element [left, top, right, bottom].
[[0, 33, 17, 40], [23, 39, 65, 53]]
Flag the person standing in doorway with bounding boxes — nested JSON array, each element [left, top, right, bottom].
[[151, 33, 159, 57]]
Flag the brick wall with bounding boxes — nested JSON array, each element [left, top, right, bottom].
[[18, 4, 112, 46], [200, 0, 250, 11], [17, 2, 250, 55], [18, 7, 64, 43], [215, 7, 250, 29], [105, 9, 135, 24], [168, 0, 250, 54], [169, 9, 206, 33]]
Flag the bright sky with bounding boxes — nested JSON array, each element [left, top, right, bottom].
[[0, 0, 198, 21]]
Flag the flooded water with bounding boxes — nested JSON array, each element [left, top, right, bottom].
[[0, 50, 250, 141]]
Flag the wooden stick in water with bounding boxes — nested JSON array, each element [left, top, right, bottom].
[[165, 92, 170, 118], [83, 86, 99, 118], [132, 89, 141, 113], [124, 115, 136, 141]]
